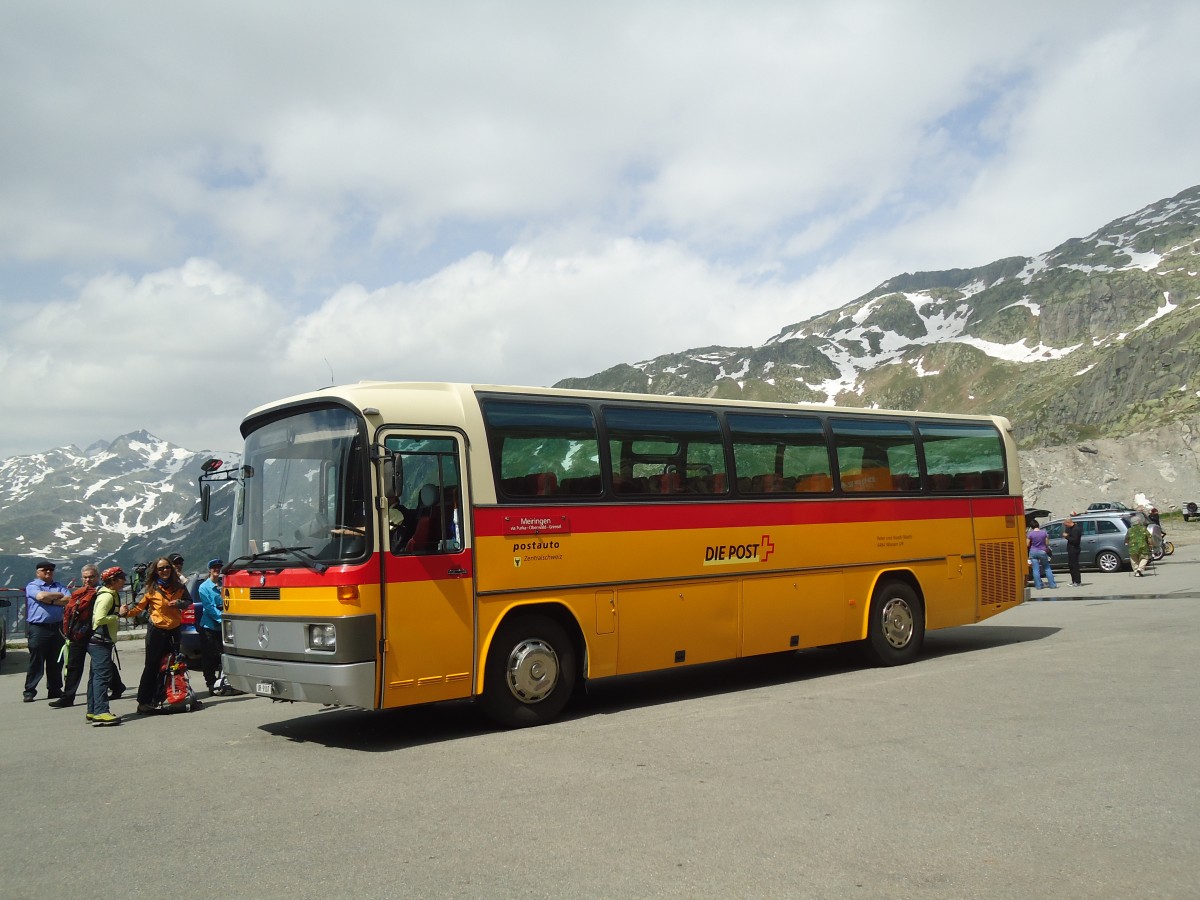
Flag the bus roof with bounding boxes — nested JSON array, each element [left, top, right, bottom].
[[241, 381, 1013, 435]]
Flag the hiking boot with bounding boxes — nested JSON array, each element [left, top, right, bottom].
[[91, 713, 122, 726], [136, 703, 157, 714], [22, 693, 35, 703], [48, 697, 74, 708]]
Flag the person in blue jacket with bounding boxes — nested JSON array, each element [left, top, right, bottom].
[[197, 558, 224, 693]]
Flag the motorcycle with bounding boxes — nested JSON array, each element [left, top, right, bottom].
[[1149, 524, 1174, 561]]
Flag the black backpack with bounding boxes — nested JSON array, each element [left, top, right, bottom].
[[62, 586, 98, 643]]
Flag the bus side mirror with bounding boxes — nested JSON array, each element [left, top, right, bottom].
[[201, 484, 211, 522], [382, 453, 403, 499]]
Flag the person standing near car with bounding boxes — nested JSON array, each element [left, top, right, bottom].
[[1027, 521, 1057, 592], [1063, 514, 1083, 587], [121, 555, 189, 714], [197, 558, 224, 693], [1125, 514, 1152, 577], [23, 560, 69, 702], [86, 567, 126, 726]]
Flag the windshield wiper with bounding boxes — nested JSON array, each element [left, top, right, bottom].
[[226, 546, 327, 575]]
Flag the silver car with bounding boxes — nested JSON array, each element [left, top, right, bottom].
[[1044, 513, 1131, 574]]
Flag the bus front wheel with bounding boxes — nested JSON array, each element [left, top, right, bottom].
[[481, 614, 576, 728], [865, 581, 924, 666]]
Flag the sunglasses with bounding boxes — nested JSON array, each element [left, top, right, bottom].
[[157, 565, 174, 572]]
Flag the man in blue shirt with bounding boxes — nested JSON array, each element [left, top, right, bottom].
[[197, 558, 224, 693], [24, 560, 69, 702]]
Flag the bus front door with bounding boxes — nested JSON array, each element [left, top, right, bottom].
[[378, 433, 474, 708]]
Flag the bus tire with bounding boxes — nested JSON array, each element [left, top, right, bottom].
[[481, 613, 576, 728], [864, 580, 924, 666]]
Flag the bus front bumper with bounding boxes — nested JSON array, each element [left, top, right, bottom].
[[223, 654, 377, 708]]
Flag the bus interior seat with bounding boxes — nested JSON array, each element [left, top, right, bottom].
[[501, 472, 559, 497], [794, 473, 833, 493], [959, 472, 983, 490], [691, 472, 727, 494], [981, 469, 1005, 489], [405, 484, 442, 552], [649, 472, 684, 494], [560, 474, 603, 495], [752, 473, 785, 493]]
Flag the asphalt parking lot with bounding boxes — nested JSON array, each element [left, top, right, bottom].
[[1, 548, 1198, 899]]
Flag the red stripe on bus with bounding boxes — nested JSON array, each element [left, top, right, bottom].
[[473, 495, 1023, 536]]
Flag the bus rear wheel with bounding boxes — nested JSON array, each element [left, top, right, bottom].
[[481, 614, 576, 728], [865, 581, 924, 666]]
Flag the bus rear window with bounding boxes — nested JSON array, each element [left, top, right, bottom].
[[919, 422, 1005, 491]]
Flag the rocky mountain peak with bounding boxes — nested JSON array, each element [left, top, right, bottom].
[[558, 184, 1200, 449]]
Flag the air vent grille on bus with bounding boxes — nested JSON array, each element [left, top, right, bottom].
[[249, 587, 281, 601], [978, 540, 1018, 606]]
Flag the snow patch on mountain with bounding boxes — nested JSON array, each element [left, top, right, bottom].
[[0, 432, 239, 574]]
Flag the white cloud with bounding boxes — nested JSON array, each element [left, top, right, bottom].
[[0, 0, 1196, 458]]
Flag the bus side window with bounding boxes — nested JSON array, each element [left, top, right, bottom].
[[481, 399, 601, 502], [918, 422, 1005, 493], [727, 412, 829, 496], [830, 418, 915, 493]]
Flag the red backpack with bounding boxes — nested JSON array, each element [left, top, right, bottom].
[[62, 586, 98, 643]]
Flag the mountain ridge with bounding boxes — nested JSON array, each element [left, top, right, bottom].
[[557, 184, 1200, 449], [0, 432, 237, 587]]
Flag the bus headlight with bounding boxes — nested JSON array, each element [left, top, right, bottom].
[[307, 623, 337, 651], [222, 620, 234, 646]]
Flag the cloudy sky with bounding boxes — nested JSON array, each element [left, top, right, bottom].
[[1, 1, 1197, 459]]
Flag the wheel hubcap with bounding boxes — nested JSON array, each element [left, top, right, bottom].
[[880, 597, 914, 649], [505, 638, 559, 704]]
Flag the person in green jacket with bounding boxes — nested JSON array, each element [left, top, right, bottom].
[[86, 567, 126, 726], [1125, 515, 1152, 577]]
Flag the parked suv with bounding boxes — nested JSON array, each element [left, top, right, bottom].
[[1085, 501, 1132, 513], [1044, 513, 1131, 573], [1183, 501, 1199, 522]]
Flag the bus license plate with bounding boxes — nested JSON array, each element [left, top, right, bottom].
[[255, 682, 274, 696]]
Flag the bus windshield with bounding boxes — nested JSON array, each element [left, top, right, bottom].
[[230, 405, 370, 567]]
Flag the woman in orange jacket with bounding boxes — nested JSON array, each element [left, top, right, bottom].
[[121, 555, 191, 714]]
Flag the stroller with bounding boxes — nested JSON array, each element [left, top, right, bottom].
[[156, 649, 201, 712]]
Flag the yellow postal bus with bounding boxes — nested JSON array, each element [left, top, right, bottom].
[[206, 382, 1027, 727]]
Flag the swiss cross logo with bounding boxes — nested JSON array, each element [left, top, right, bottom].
[[760, 535, 775, 562]]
